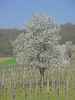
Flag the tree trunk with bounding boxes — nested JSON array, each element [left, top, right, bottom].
[[39, 67, 46, 88]]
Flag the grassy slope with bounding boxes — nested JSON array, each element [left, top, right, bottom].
[[0, 87, 75, 100], [0, 87, 68, 100], [0, 57, 16, 64], [0, 48, 75, 100]]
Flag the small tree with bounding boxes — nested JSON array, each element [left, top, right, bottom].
[[12, 14, 61, 87]]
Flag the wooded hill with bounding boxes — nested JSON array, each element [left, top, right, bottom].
[[60, 23, 75, 44], [0, 23, 75, 56]]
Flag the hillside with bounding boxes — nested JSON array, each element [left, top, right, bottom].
[[0, 23, 75, 56], [0, 29, 25, 56], [60, 23, 75, 44]]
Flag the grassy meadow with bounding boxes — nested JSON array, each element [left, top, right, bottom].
[[0, 55, 75, 100], [0, 57, 16, 64], [0, 84, 75, 100]]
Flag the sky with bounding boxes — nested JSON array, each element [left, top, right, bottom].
[[0, 0, 75, 28]]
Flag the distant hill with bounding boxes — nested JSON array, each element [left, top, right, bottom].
[[0, 23, 75, 56], [60, 23, 75, 44], [0, 29, 26, 41], [0, 29, 26, 56]]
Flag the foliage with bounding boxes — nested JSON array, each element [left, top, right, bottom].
[[13, 14, 61, 70]]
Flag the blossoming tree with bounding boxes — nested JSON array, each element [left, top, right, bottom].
[[12, 14, 61, 86]]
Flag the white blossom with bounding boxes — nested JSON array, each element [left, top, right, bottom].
[[12, 14, 61, 71]]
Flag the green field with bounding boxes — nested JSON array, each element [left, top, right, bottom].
[[0, 57, 16, 64], [0, 57, 75, 100], [0, 86, 75, 100]]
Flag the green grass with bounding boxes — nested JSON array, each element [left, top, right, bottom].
[[0, 55, 75, 100], [0, 87, 68, 100], [0, 87, 75, 100], [0, 71, 75, 100], [0, 57, 16, 64]]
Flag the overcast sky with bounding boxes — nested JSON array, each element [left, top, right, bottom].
[[0, 0, 75, 28]]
